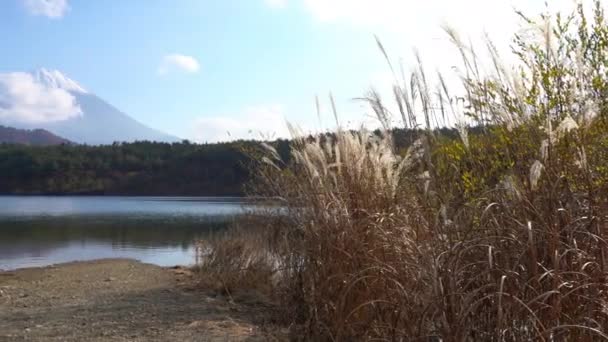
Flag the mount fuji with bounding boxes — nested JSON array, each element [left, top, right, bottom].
[[0, 69, 180, 145]]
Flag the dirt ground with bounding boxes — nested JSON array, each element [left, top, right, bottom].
[[0, 259, 285, 341]]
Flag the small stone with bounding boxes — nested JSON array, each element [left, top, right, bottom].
[[188, 320, 206, 328], [104, 277, 116, 282], [19, 293, 28, 298]]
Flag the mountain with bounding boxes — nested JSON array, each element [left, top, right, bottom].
[[0, 125, 72, 146], [1, 69, 180, 145]]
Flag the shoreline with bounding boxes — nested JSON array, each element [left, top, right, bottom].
[[0, 259, 283, 341], [0, 257, 178, 273]]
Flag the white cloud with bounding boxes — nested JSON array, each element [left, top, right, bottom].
[[301, 0, 578, 67], [22, 0, 70, 19], [302, 0, 575, 30], [265, 0, 288, 9], [0, 72, 82, 124], [192, 105, 290, 143], [158, 54, 201, 75]]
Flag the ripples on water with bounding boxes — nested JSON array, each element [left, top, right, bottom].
[[0, 196, 255, 270]]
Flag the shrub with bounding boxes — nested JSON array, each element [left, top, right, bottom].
[[195, 222, 277, 299], [255, 2, 608, 341]]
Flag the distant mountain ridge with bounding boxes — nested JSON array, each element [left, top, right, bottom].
[[0, 125, 72, 146], [1, 69, 180, 145]]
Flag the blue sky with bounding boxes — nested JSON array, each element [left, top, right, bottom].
[[0, 0, 577, 142]]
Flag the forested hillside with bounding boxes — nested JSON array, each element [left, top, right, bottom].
[[0, 126, 72, 146], [0, 128, 448, 196], [0, 140, 290, 196]]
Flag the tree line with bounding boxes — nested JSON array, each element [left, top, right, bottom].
[[0, 128, 456, 196], [0, 140, 282, 195]]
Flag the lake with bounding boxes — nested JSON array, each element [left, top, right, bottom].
[[0, 196, 255, 270]]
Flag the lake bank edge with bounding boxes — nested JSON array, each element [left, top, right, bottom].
[[0, 258, 287, 341]]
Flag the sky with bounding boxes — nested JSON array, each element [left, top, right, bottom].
[[0, 0, 581, 142]]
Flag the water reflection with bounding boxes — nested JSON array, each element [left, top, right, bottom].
[[0, 196, 250, 270], [0, 196, 249, 217]]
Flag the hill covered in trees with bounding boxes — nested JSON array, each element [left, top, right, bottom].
[[0, 140, 280, 196], [0, 126, 72, 146], [0, 128, 452, 196]]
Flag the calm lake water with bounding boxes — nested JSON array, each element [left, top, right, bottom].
[[0, 196, 254, 270]]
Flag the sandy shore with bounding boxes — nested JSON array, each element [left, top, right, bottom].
[[0, 259, 282, 341]]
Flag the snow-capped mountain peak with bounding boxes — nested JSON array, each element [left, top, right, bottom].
[[1, 68, 180, 144], [32, 68, 88, 94]]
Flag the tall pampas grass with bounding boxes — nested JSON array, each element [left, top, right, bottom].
[[253, 1, 608, 340]]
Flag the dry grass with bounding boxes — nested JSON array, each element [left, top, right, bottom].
[[194, 220, 278, 300], [249, 2, 608, 341]]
